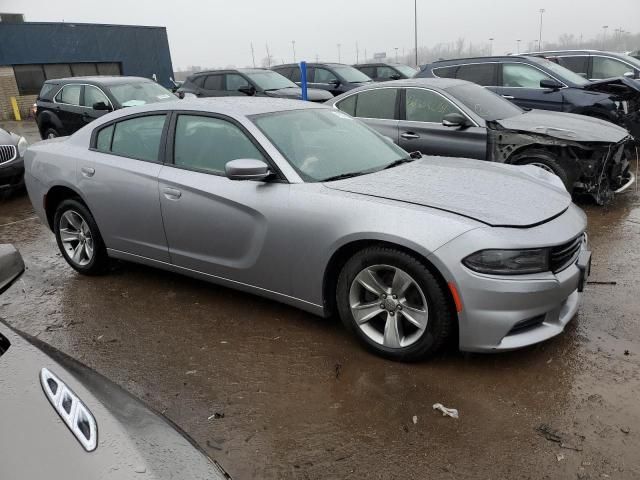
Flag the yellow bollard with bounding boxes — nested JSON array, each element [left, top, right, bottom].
[[10, 97, 21, 121]]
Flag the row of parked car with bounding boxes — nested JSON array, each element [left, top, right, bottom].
[[1, 48, 638, 479]]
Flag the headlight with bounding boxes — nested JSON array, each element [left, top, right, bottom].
[[463, 249, 550, 275], [17, 136, 28, 157]]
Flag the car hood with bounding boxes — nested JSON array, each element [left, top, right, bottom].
[[324, 157, 571, 227], [582, 76, 640, 99], [0, 320, 230, 480], [264, 87, 333, 101], [495, 110, 630, 143]]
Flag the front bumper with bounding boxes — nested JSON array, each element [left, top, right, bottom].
[[0, 157, 24, 189], [430, 204, 589, 352]]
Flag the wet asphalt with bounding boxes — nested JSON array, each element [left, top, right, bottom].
[[1, 121, 639, 479]]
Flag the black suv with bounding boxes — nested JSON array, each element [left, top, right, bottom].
[[272, 63, 373, 96], [416, 55, 640, 139], [353, 63, 417, 82], [35, 77, 176, 139], [176, 68, 333, 102], [526, 50, 640, 81]]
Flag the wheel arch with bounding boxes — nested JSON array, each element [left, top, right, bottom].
[[44, 185, 88, 230], [37, 111, 64, 137], [321, 239, 458, 326]]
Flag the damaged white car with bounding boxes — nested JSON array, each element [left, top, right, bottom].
[[327, 78, 634, 204]]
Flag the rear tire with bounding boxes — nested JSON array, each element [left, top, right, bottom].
[[511, 149, 572, 192], [336, 246, 454, 361], [54, 199, 109, 275]]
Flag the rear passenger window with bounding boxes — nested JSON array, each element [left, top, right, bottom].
[[432, 66, 458, 78], [173, 115, 265, 174], [192, 76, 205, 88], [358, 66, 376, 78], [104, 115, 166, 161], [204, 75, 223, 90], [96, 124, 114, 152], [354, 89, 397, 119], [455, 63, 497, 86], [558, 56, 589, 77], [290, 67, 301, 82], [336, 95, 356, 116], [56, 85, 81, 105]]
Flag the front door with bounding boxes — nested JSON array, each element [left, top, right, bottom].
[[80, 85, 112, 126], [499, 63, 565, 111], [310, 67, 343, 96], [158, 113, 291, 293], [398, 88, 487, 159], [80, 113, 170, 261]]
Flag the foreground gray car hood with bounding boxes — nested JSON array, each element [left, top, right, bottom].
[[0, 320, 229, 479], [325, 157, 571, 227], [495, 110, 630, 143], [264, 87, 333, 101]]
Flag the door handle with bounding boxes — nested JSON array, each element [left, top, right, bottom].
[[163, 187, 182, 200], [80, 166, 95, 177], [401, 132, 420, 140], [502, 95, 515, 100]]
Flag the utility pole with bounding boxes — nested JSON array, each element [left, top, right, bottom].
[[488, 38, 494, 55], [337, 43, 341, 63], [315, 53, 319, 63], [250, 42, 256, 68], [414, 0, 418, 66], [394, 47, 399, 62], [364, 48, 367, 62], [356, 42, 359, 63], [538, 8, 545, 51], [291, 40, 296, 63], [265, 43, 272, 67], [602, 25, 608, 49], [516, 39, 521, 54]]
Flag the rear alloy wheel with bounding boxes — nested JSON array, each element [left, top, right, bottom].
[[44, 128, 59, 140], [54, 199, 109, 275], [337, 247, 453, 361]]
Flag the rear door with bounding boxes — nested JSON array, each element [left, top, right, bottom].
[[451, 63, 501, 95], [82, 113, 170, 261], [157, 112, 291, 293], [498, 62, 565, 111], [334, 88, 400, 142], [556, 55, 590, 79], [398, 87, 487, 159], [53, 84, 85, 135]]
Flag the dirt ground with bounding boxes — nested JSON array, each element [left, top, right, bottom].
[[1, 121, 640, 479]]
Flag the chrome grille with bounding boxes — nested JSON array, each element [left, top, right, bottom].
[[550, 235, 583, 273], [0, 145, 17, 165]]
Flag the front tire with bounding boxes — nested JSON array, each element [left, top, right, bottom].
[[511, 149, 572, 192], [336, 246, 454, 361], [54, 199, 109, 275]]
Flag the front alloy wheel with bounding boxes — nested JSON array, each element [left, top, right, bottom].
[[350, 265, 429, 349]]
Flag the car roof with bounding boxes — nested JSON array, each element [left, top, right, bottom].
[[273, 63, 351, 68], [429, 55, 544, 65], [326, 78, 471, 100], [109, 97, 327, 118], [353, 63, 411, 67], [44, 76, 153, 85], [522, 49, 625, 57], [189, 68, 272, 76]]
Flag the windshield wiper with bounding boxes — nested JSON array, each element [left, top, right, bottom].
[[383, 157, 415, 170], [322, 171, 368, 182]]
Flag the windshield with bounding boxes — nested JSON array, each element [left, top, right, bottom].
[[108, 82, 176, 107], [252, 108, 409, 182], [332, 66, 373, 83], [535, 58, 591, 86], [245, 71, 297, 90], [445, 83, 523, 121], [395, 65, 418, 77], [619, 54, 640, 69]]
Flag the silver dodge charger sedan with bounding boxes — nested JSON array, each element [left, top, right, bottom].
[[25, 97, 591, 360]]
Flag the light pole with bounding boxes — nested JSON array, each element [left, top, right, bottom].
[[538, 8, 545, 51], [414, 0, 418, 66], [337, 43, 341, 63], [394, 47, 399, 62], [602, 25, 609, 49], [250, 42, 256, 68], [291, 40, 296, 63], [356, 42, 359, 63], [516, 39, 521, 54], [488, 38, 494, 55]]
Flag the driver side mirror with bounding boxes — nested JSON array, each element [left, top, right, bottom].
[[0, 245, 25, 295], [238, 85, 256, 96], [328, 79, 341, 86], [623, 71, 635, 78], [442, 112, 469, 128], [92, 101, 112, 111], [390, 74, 402, 80], [225, 159, 272, 181], [540, 79, 563, 90]]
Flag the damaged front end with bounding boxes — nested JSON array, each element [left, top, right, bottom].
[[487, 123, 634, 205], [583, 77, 640, 141]]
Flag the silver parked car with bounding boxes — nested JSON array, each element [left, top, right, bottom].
[[25, 98, 591, 360]]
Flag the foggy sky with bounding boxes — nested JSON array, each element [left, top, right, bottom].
[[5, 0, 640, 69]]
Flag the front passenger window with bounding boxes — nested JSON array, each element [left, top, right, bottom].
[[502, 63, 553, 88], [173, 115, 265, 174], [405, 89, 461, 123], [314, 68, 338, 83], [56, 85, 81, 105]]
